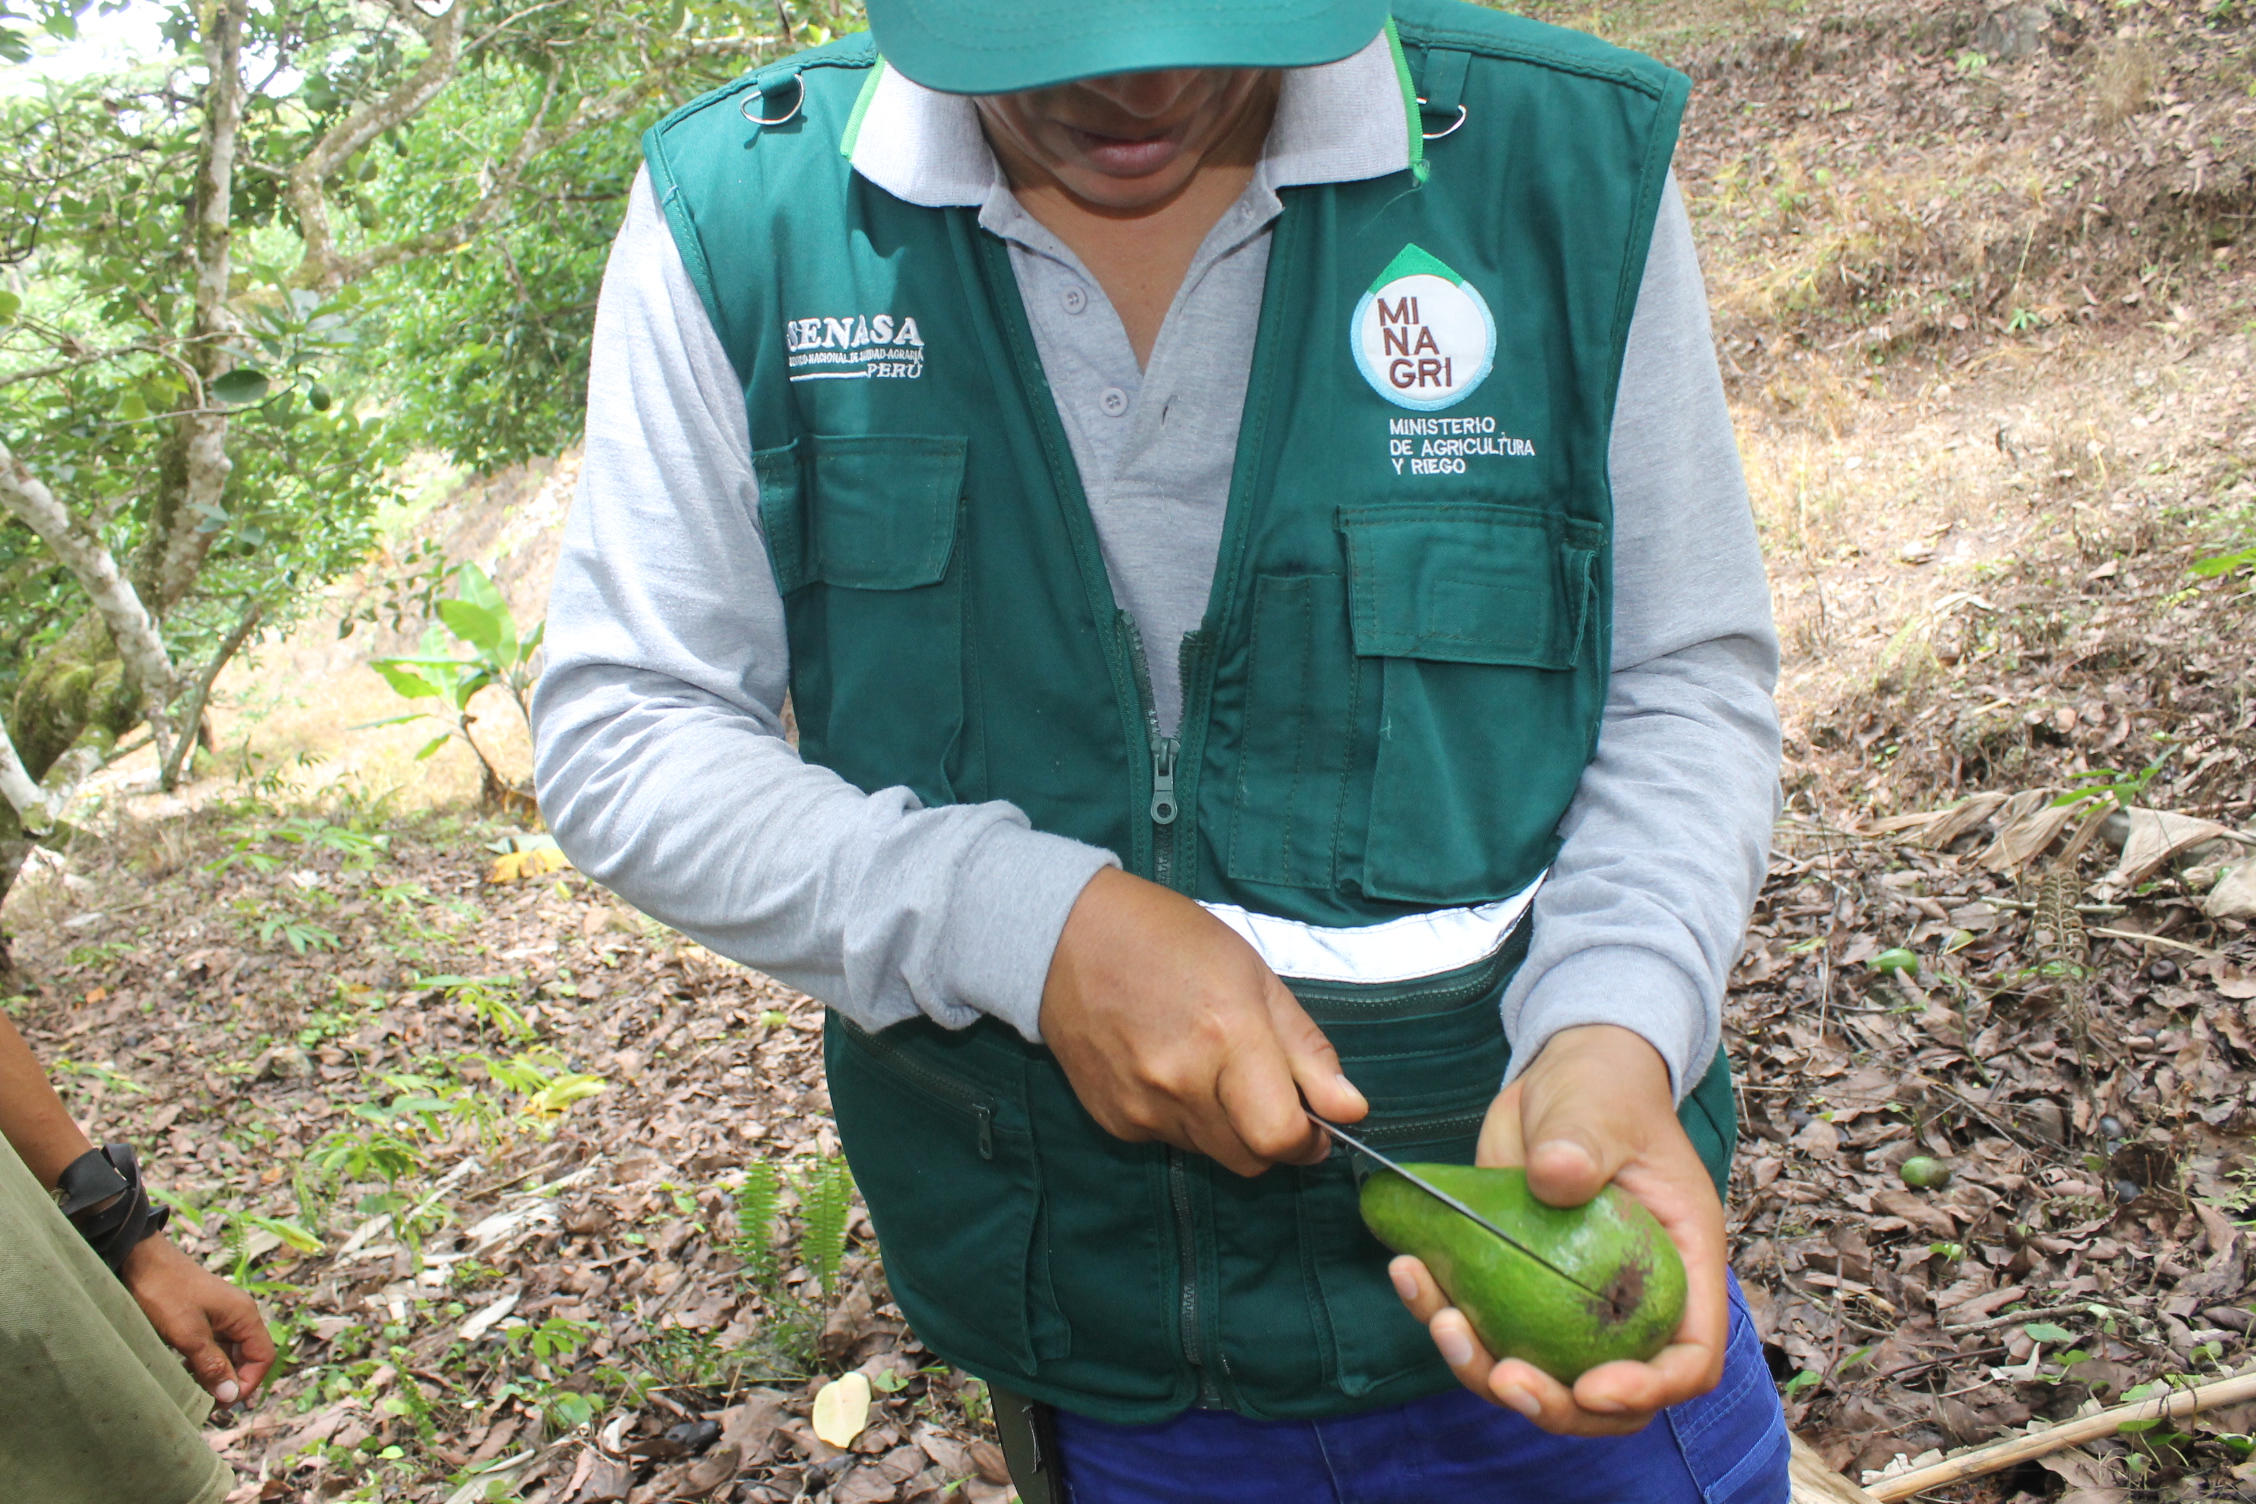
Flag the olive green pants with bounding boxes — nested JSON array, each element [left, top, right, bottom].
[[0, 1135, 231, 1504]]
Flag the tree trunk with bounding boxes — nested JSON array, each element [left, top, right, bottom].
[[0, 717, 46, 830], [0, 0, 251, 960], [0, 618, 140, 962], [9, 616, 137, 778], [137, 0, 246, 616], [0, 807, 28, 975], [159, 598, 260, 792], [0, 440, 177, 734]]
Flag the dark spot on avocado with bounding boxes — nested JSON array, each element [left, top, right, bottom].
[[1588, 1261, 1648, 1327]]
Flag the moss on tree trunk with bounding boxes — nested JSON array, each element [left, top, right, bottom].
[[0, 614, 141, 967]]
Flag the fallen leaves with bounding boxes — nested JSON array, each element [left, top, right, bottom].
[[489, 844, 571, 884], [1732, 791, 2253, 1489], [2208, 863, 2256, 923], [4, 808, 1017, 1504], [812, 1372, 874, 1450], [2099, 808, 2232, 893]]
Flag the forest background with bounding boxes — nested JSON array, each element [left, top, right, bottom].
[[0, 1, 2253, 1501]]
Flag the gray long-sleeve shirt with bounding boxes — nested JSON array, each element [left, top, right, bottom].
[[532, 42, 1781, 1100]]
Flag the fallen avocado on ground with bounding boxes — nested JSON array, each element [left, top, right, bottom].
[[1359, 1164, 1687, 1385]]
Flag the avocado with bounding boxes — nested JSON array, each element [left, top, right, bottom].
[[1359, 1164, 1687, 1384]]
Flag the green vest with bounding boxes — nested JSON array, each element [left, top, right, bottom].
[[644, 0, 1732, 1423]]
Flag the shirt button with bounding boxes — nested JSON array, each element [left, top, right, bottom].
[[1099, 387, 1129, 417], [1061, 284, 1088, 314]]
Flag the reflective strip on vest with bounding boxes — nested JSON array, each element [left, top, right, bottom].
[[1199, 873, 1543, 985]]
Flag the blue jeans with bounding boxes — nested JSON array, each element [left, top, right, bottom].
[[1051, 1273, 1789, 1504]]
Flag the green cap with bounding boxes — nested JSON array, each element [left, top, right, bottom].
[[865, 0, 1390, 95]]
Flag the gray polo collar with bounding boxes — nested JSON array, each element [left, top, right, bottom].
[[843, 31, 1412, 210]]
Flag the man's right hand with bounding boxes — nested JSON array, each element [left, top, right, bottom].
[[1038, 867, 1367, 1176]]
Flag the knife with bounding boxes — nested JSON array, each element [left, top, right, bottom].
[[1307, 1112, 1620, 1312]]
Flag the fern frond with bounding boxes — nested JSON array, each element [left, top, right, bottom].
[[733, 1159, 781, 1289], [799, 1155, 855, 1300]]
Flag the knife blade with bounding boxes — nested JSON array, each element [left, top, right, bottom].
[[1308, 1112, 1620, 1310]]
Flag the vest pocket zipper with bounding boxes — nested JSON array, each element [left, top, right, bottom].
[[1350, 1109, 1488, 1149], [839, 1021, 997, 1159]]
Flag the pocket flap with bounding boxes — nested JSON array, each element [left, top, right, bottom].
[[1339, 503, 1601, 670], [756, 433, 966, 593]]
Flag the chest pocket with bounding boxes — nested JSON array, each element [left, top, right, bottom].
[[757, 433, 967, 805], [1341, 502, 1604, 905]]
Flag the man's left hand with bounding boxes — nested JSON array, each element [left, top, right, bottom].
[[1387, 1023, 1727, 1437], [120, 1235, 277, 1408]]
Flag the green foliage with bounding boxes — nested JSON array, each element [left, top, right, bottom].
[[477, 1050, 607, 1127], [733, 1159, 783, 1287], [0, 1, 76, 66], [2048, 752, 2171, 812], [508, 1315, 600, 1367], [713, 1152, 859, 1375], [371, 563, 540, 713], [380, 1373, 440, 1443], [2191, 543, 2256, 577], [308, 1123, 425, 1192], [418, 973, 532, 1041], [369, 0, 871, 468], [796, 1155, 856, 1300], [252, 911, 343, 955], [241, 1212, 328, 1257], [49, 1054, 148, 1093], [2, 0, 852, 843], [367, 563, 542, 800]]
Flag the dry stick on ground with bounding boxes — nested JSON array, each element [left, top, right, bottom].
[[1942, 1301, 2126, 1335], [1790, 1434, 1885, 1504], [1863, 1371, 2256, 1503], [2085, 925, 2225, 962]]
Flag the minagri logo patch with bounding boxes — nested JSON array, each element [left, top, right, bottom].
[[1350, 245, 1495, 412], [785, 313, 924, 382]]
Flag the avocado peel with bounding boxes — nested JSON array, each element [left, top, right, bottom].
[[1358, 1163, 1686, 1384]]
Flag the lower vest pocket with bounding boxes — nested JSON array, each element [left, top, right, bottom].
[[1298, 1101, 1489, 1400], [1284, 969, 1513, 1403], [825, 1018, 1041, 1377]]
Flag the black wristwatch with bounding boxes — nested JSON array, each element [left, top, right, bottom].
[[54, 1143, 171, 1275]]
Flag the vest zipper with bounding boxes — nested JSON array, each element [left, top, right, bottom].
[[1149, 735, 1179, 888], [840, 1021, 996, 1159], [1122, 614, 1214, 1401], [1169, 1148, 1221, 1404], [1120, 614, 1181, 889]]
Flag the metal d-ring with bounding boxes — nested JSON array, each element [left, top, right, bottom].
[[1416, 98, 1468, 140], [740, 71, 805, 127]]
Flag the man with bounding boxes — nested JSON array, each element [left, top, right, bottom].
[[536, 0, 1788, 1497], [1, 1011, 275, 1504]]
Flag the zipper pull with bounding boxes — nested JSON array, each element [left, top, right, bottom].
[[1149, 736, 1179, 826], [974, 1104, 995, 1161]]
